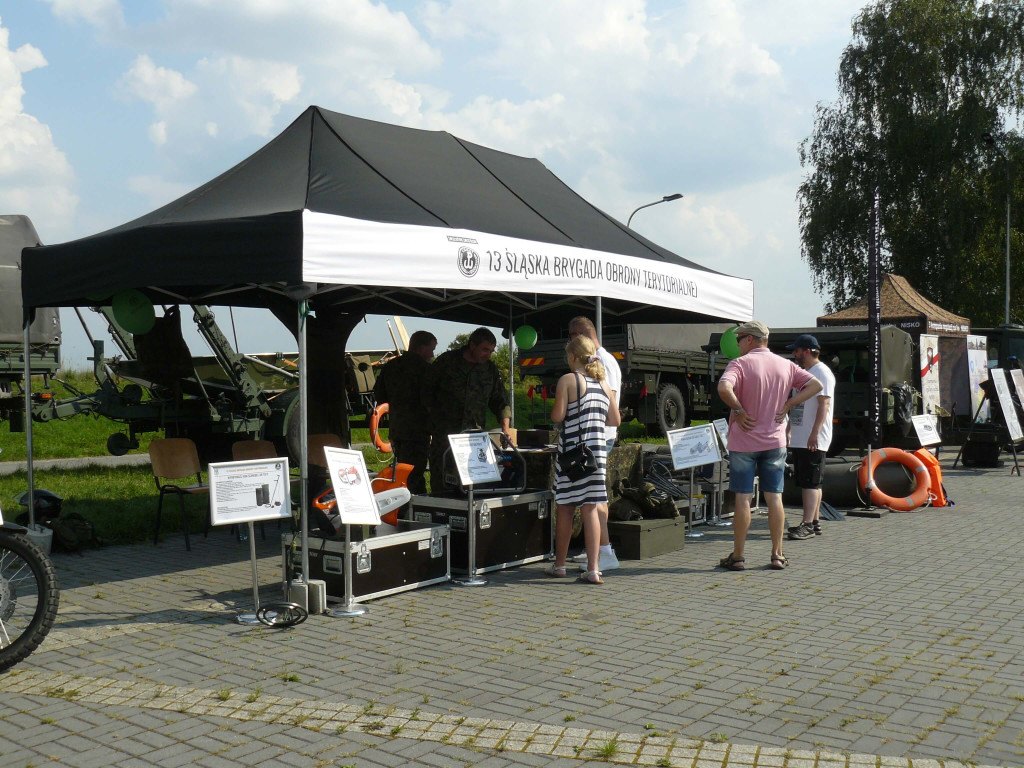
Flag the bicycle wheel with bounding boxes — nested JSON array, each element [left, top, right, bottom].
[[0, 530, 60, 672]]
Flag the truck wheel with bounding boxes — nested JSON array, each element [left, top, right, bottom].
[[657, 384, 686, 435]]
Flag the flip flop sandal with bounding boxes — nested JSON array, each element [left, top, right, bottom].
[[545, 565, 568, 578], [718, 553, 745, 571], [770, 555, 789, 570], [578, 570, 604, 584]]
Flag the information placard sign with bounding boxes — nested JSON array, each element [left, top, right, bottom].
[[712, 418, 730, 453], [209, 458, 293, 526], [1011, 369, 1024, 416], [323, 446, 381, 526], [447, 432, 502, 486], [967, 335, 990, 421], [990, 369, 1024, 442], [919, 333, 941, 416], [666, 424, 722, 471], [910, 414, 941, 446]]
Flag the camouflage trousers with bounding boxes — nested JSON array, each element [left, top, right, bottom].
[[392, 438, 430, 495]]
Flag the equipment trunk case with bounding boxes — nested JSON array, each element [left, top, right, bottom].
[[282, 520, 450, 604], [409, 490, 554, 574]]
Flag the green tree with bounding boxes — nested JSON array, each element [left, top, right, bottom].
[[798, 0, 1024, 325], [444, 332, 519, 384]]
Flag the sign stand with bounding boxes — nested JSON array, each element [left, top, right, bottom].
[[684, 466, 703, 539], [328, 523, 369, 617], [953, 369, 1023, 474], [315, 447, 384, 620], [236, 522, 263, 625], [666, 424, 722, 538], [445, 432, 501, 587], [207, 458, 294, 626], [707, 419, 731, 527], [454, 483, 487, 587]]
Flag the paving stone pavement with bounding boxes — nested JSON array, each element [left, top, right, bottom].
[[1, 455, 1023, 768]]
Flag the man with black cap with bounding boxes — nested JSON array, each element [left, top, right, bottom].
[[716, 321, 822, 571], [785, 334, 835, 540]]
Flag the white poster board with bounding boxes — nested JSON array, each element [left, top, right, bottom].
[[712, 418, 730, 453], [667, 424, 723, 471], [323, 447, 381, 525], [447, 432, 502, 486], [967, 335, 990, 421], [911, 414, 941, 446], [209, 458, 293, 526], [989, 369, 1024, 442], [919, 333, 941, 415], [1011, 369, 1024, 414]]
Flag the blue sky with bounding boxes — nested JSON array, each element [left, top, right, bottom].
[[1, 0, 866, 366]]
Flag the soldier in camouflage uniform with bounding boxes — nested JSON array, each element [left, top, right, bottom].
[[425, 327, 512, 490], [372, 331, 437, 494]]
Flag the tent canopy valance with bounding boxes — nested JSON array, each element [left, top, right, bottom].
[[817, 274, 969, 338], [21, 106, 753, 332]]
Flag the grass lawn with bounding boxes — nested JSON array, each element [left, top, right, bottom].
[[2, 373, 667, 547]]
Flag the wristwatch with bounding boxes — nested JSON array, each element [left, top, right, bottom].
[[732, 408, 745, 416]]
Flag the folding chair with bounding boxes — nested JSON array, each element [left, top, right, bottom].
[[149, 437, 209, 551], [307, 433, 344, 469], [230, 439, 278, 462]]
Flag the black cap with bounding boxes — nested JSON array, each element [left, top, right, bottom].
[[785, 333, 820, 351]]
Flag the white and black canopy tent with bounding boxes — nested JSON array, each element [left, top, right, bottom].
[[21, 105, 753, 580]]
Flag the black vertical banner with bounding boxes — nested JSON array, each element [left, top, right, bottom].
[[867, 187, 882, 445]]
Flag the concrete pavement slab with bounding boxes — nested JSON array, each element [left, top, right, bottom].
[[1, 455, 1023, 767]]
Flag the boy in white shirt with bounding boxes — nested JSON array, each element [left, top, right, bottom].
[[786, 334, 835, 540]]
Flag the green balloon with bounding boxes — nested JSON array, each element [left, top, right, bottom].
[[514, 325, 538, 350], [111, 289, 155, 335], [720, 326, 741, 359]]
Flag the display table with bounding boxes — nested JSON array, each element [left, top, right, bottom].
[[282, 520, 450, 604], [410, 490, 554, 575]]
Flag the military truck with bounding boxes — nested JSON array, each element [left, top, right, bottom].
[[975, 324, 1024, 369], [519, 322, 731, 435], [706, 325, 921, 454], [0, 215, 62, 427]]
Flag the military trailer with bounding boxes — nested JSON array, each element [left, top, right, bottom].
[[0, 215, 61, 427], [519, 322, 732, 435], [707, 325, 921, 454]]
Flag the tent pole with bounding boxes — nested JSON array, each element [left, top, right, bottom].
[[508, 302, 515, 428], [298, 300, 310, 594], [23, 316, 35, 529], [595, 297, 603, 345]]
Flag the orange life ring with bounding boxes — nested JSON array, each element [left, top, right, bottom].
[[913, 448, 947, 507], [370, 402, 392, 453], [858, 447, 932, 511]]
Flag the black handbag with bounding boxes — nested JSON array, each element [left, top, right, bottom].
[[557, 373, 599, 481]]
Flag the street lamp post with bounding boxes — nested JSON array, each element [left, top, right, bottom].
[[599, 193, 685, 342], [627, 193, 684, 229], [983, 133, 1012, 324]]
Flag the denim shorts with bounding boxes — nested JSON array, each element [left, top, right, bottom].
[[729, 447, 787, 494]]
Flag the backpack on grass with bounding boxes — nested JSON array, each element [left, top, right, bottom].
[[46, 512, 103, 554]]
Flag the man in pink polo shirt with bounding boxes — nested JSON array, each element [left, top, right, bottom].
[[716, 321, 822, 571]]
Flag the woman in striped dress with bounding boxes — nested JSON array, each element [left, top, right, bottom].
[[547, 335, 621, 584]]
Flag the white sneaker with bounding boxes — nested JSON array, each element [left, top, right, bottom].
[[570, 552, 588, 563], [579, 550, 620, 572]]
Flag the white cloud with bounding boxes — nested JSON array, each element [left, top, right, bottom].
[[193, 56, 302, 137], [126, 175, 193, 209], [119, 54, 197, 110], [148, 121, 167, 146], [41, 0, 126, 34], [0, 21, 77, 238]]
